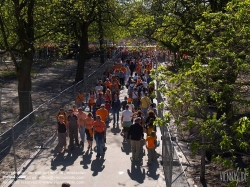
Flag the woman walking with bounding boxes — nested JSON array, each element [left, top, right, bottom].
[[56, 115, 68, 153], [84, 113, 95, 151]]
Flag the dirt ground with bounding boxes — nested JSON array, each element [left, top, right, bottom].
[[0, 57, 114, 186], [176, 128, 250, 187]]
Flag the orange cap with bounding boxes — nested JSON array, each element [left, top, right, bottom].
[[128, 98, 132, 102]]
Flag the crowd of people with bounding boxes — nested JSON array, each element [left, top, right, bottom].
[[55, 48, 159, 164]]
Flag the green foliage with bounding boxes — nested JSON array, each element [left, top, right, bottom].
[[144, 0, 250, 181]]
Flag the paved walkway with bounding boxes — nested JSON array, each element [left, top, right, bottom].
[[7, 87, 166, 187]]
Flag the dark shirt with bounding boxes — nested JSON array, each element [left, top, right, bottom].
[[57, 122, 67, 133], [112, 99, 121, 111], [145, 116, 156, 131], [96, 97, 105, 107], [68, 114, 78, 129], [145, 116, 156, 124], [121, 100, 127, 110], [127, 123, 144, 141]]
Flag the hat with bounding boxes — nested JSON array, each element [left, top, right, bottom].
[[127, 98, 132, 102], [100, 104, 105, 107], [78, 107, 83, 110]]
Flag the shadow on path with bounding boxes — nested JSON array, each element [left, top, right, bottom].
[[80, 149, 93, 169], [91, 157, 105, 176], [127, 162, 145, 184], [146, 161, 160, 180], [50, 147, 82, 171], [111, 126, 121, 135]]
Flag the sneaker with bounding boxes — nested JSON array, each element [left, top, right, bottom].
[[96, 154, 100, 158]]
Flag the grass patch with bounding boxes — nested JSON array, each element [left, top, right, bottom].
[[0, 71, 16, 79]]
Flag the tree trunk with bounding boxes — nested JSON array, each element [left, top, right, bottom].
[[75, 24, 88, 82], [17, 54, 33, 120], [98, 9, 105, 64]]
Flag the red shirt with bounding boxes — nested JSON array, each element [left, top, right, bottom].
[[93, 120, 105, 133]]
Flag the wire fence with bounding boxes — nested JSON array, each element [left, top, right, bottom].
[[0, 56, 113, 186], [155, 51, 191, 187], [1, 47, 192, 187]]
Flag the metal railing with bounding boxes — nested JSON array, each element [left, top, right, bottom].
[[155, 52, 191, 187], [0, 56, 113, 186]]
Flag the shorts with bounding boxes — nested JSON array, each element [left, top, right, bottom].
[[122, 121, 132, 128], [85, 128, 93, 141]]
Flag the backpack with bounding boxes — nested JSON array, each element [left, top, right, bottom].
[[128, 84, 134, 96]]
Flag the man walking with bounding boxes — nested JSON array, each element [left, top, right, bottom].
[[140, 92, 151, 119], [121, 105, 133, 141], [93, 115, 106, 158], [111, 94, 121, 126], [127, 117, 144, 161], [67, 109, 79, 150]]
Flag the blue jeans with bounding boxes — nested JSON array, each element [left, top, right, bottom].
[[141, 108, 148, 119], [79, 126, 85, 143], [77, 103, 82, 108], [112, 109, 119, 123], [95, 132, 104, 155]]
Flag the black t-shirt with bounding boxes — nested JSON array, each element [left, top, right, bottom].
[[121, 100, 127, 110], [58, 122, 67, 133], [127, 123, 143, 141]]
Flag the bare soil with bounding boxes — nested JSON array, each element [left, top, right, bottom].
[[0, 57, 114, 186]]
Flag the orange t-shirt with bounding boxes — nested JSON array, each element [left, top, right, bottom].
[[136, 66, 141, 74], [93, 120, 105, 133], [146, 136, 157, 149], [96, 109, 109, 122], [76, 93, 84, 104], [121, 66, 127, 73], [84, 117, 94, 130]]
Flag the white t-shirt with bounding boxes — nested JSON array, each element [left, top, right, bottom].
[[95, 85, 103, 93], [122, 110, 133, 121], [142, 81, 148, 88], [127, 103, 135, 112]]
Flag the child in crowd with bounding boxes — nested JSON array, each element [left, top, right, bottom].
[[146, 131, 157, 165]]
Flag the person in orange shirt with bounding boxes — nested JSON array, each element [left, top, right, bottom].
[[96, 104, 109, 123], [111, 77, 120, 95], [93, 115, 106, 158], [121, 66, 127, 74], [136, 65, 141, 75], [103, 78, 112, 91], [104, 88, 112, 103], [84, 112, 95, 151], [146, 131, 157, 165], [75, 90, 84, 108]]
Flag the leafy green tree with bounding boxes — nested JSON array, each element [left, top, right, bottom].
[[153, 0, 250, 185], [0, 0, 56, 119]]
